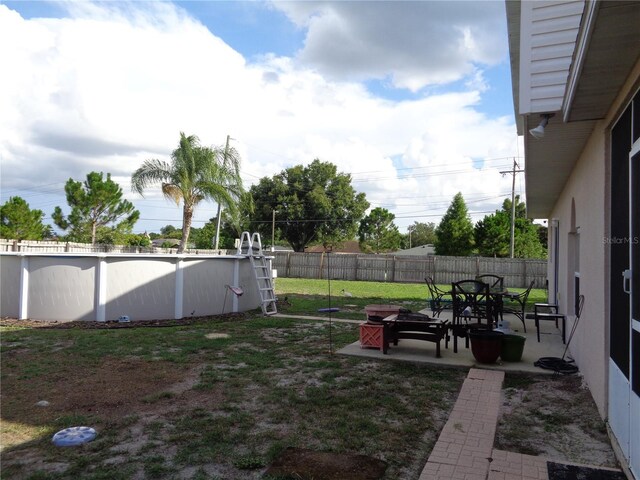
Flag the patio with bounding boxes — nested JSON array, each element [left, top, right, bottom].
[[338, 310, 569, 374]]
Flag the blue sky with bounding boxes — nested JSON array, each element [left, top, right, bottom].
[[0, 1, 524, 237]]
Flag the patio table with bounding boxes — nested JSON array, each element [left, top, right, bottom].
[[382, 312, 449, 358]]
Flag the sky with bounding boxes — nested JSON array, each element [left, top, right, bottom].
[[0, 0, 524, 238]]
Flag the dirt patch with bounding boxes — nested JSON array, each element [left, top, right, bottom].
[[0, 314, 244, 330], [265, 447, 387, 480], [496, 374, 618, 468]]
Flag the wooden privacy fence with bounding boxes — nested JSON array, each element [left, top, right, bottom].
[[271, 251, 547, 289]]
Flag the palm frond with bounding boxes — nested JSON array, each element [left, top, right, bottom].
[[162, 183, 183, 205], [130, 159, 174, 195]]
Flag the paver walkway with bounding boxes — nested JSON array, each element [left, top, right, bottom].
[[420, 368, 505, 480], [418, 368, 624, 480]]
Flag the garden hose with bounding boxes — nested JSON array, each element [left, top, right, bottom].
[[534, 356, 579, 375], [534, 296, 584, 375]]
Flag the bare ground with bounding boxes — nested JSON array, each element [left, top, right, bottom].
[[496, 373, 619, 468], [1, 318, 620, 479]]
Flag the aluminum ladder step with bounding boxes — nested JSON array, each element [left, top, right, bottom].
[[238, 231, 277, 316]]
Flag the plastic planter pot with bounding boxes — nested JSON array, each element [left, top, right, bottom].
[[500, 334, 526, 362], [469, 330, 504, 364]]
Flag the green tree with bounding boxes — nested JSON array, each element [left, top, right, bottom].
[[52, 172, 139, 244], [405, 221, 437, 248], [0, 196, 51, 240], [474, 212, 509, 257], [359, 207, 402, 253], [434, 192, 475, 256], [124, 233, 151, 247], [131, 132, 244, 253], [475, 196, 547, 258], [216, 191, 255, 249], [250, 159, 369, 252], [159, 225, 182, 239]]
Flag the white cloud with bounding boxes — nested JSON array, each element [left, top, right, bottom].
[[0, 1, 521, 235], [272, 1, 507, 91]]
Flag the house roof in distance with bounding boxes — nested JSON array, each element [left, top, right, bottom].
[[391, 244, 435, 256], [305, 240, 363, 254]]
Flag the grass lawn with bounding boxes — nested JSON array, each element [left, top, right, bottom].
[[1, 278, 614, 479], [1, 279, 471, 480], [274, 278, 547, 320]]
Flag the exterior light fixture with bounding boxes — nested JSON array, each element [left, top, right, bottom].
[[529, 113, 554, 139]]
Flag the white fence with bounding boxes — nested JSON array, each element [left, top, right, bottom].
[[0, 239, 226, 255], [0, 252, 261, 322]]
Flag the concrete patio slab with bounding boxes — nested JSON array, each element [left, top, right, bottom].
[[337, 312, 569, 374]]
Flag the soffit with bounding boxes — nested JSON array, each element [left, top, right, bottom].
[[506, 0, 523, 135], [566, 2, 640, 122], [524, 1, 639, 218], [524, 116, 597, 219]]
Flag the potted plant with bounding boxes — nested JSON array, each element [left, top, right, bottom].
[[500, 334, 526, 362], [468, 329, 504, 364]]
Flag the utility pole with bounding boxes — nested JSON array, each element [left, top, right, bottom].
[[271, 209, 276, 252], [214, 134, 231, 250], [500, 158, 524, 258]]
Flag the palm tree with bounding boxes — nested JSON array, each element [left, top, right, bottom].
[[131, 132, 244, 253]]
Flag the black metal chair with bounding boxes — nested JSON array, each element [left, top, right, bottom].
[[450, 280, 494, 352], [475, 274, 504, 291], [533, 294, 583, 344], [476, 274, 506, 322], [502, 280, 535, 333], [425, 277, 452, 317]]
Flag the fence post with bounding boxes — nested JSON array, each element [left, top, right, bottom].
[[392, 256, 396, 282], [433, 256, 438, 284], [355, 255, 359, 281], [286, 252, 291, 277], [319, 251, 325, 279]]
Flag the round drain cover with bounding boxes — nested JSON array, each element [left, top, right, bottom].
[[52, 426, 97, 446]]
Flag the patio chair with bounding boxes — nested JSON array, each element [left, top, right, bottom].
[[533, 293, 583, 344], [424, 277, 452, 317], [475, 274, 504, 291], [450, 280, 494, 353], [502, 280, 534, 333], [476, 274, 506, 321]]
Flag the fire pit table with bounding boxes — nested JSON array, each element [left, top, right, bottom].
[[382, 312, 449, 358]]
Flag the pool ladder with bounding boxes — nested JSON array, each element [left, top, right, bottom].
[[238, 232, 277, 316]]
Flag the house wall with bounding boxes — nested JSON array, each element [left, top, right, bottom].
[[0, 253, 262, 322], [550, 123, 608, 416], [548, 57, 640, 418], [519, 0, 584, 114]]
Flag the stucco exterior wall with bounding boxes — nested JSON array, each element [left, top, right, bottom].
[[548, 57, 640, 418], [549, 123, 608, 416]]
